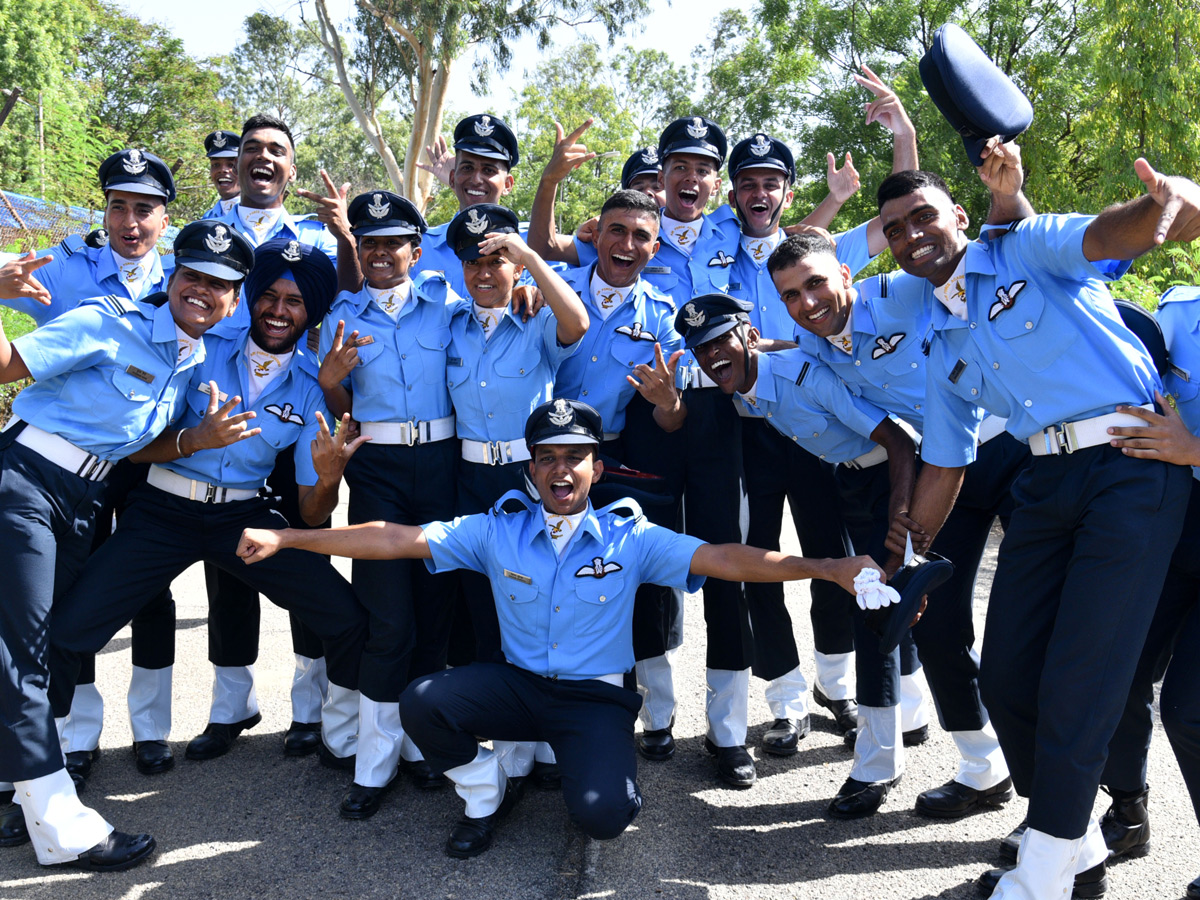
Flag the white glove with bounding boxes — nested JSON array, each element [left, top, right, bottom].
[[854, 567, 901, 611]]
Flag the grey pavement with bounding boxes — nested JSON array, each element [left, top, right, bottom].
[[1, 509, 1196, 900]]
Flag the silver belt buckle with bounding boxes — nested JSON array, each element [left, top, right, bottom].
[[1043, 421, 1076, 456], [485, 440, 501, 466], [398, 420, 416, 446], [204, 482, 219, 503]]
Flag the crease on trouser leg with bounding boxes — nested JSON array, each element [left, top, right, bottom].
[[128, 665, 172, 742], [14, 769, 111, 865], [850, 704, 903, 783], [446, 746, 506, 819], [706, 668, 750, 747], [209, 665, 257, 725], [290, 655, 328, 725], [354, 696, 401, 788]]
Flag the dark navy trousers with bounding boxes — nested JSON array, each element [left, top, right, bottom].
[[46, 485, 368, 719], [343, 440, 458, 702], [1103, 476, 1200, 818], [741, 417, 854, 681], [979, 445, 1190, 839], [401, 662, 643, 839], [0, 439, 104, 781]]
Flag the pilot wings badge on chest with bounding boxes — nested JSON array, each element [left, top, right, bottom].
[[870, 333, 906, 359], [615, 322, 656, 342], [989, 281, 1027, 321], [264, 403, 305, 425], [575, 557, 623, 578]]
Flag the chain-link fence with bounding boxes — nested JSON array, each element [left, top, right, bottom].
[[0, 188, 179, 255]]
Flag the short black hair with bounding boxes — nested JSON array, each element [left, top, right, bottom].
[[876, 170, 955, 212], [241, 114, 295, 154], [600, 189, 660, 221], [766, 232, 838, 278]]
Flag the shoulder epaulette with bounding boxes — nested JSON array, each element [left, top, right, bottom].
[[493, 488, 537, 516], [57, 234, 85, 259], [80, 293, 140, 317], [595, 496, 644, 521], [878, 271, 891, 298], [795, 360, 811, 386], [1157, 286, 1200, 308], [643, 282, 676, 311]]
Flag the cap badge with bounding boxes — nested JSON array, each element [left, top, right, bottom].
[[466, 209, 490, 235], [548, 398, 574, 427], [211, 132, 227, 149], [474, 115, 495, 137], [94, 230, 110, 247], [641, 148, 659, 165], [749, 135, 771, 157], [686, 117, 709, 139], [367, 193, 390, 219], [205, 224, 232, 254], [282, 240, 303, 263], [683, 302, 706, 328], [123, 149, 147, 175]]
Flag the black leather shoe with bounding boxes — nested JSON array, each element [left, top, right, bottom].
[[133, 740, 174, 776], [1187, 873, 1200, 899], [402, 758, 449, 790], [977, 860, 1107, 897], [185, 712, 262, 761], [317, 743, 356, 772], [998, 819, 1027, 863], [1099, 785, 1150, 859], [65, 748, 100, 791], [59, 831, 156, 873], [704, 738, 756, 788], [445, 778, 522, 859], [812, 686, 858, 734], [827, 775, 901, 819], [339, 782, 391, 820], [283, 721, 322, 757], [637, 724, 676, 762], [903, 724, 929, 746], [530, 760, 562, 790], [0, 803, 29, 847], [761, 716, 810, 757], [915, 777, 1013, 819]]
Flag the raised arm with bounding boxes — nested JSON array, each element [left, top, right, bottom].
[[979, 138, 1035, 226], [475, 232, 589, 344], [627, 343, 687, 432], [852, 65, 917, 255], [296, 170, 361, 294], [1082, 159, 1200, 262], [526, 119, 596, 265], [690, 543, 882, 596], [0, 315, 31, 384], [317, 320, 358, 420], [238, 520, 431, 564]]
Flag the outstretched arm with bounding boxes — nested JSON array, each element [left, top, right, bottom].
[[129, 381, 261, 462], [1083, 159, 1200, 262], [690, 544, 882, 596], [526, 119, 596, 265], [238, 520, 431, 564]]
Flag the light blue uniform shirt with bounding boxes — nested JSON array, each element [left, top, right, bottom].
[[738, 349, 887, 464], [13, 296, 204, 459], [319, 271, 460, 425], [162, 332, 327, 489], [733, 221, 875, 341], [447, 304, 578, 442], [411, 222, 532, 299], [201, 197, 239, 221], [1157, 286, 1200, 481], [921, 215, 1159, 464], [7, 243, 173, 326], [553, 265, 682, 434], [422, 490, 706, 679], [799, 273, 984, 468]]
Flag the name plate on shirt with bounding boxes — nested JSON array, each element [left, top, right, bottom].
[[503, 569, 533, 584], [356, 335, 374, 346], [949, 359, 967, 384], [125, 364, 155, 384], [197, 383, 230, 403]]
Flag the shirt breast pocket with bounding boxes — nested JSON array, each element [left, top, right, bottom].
[[494, 348, 540, 380], [416, 326, 452, 383], [111, 368, 154, 403], [573, 574, 624, 639], [879, 337, 925, 377], [946, 359, 985, 405], [446, 358, 470, 390], [990, 286, 1077, 372], [610, 332, 656, 371]]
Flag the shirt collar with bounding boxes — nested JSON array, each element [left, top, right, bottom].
[[963, 239, 996, 276], [750, 351, 775, 402], [154, 302, 207, 366]]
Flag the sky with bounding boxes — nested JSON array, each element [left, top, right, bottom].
[[110, 0, 739, 113]]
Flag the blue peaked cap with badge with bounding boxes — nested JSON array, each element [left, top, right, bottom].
[[244, 237, 337, 327], [453, 114, 520, 168], [621, 147, 662, 189], [348, 190, 427, 238], [919, 23, 1034, 166], [446, 203, 520, 261], [204, 130, 241, 158], [674, 293, 753, 349], [525, 399, 604, 447], [728, 133, 796, 184], [658, 116, 728, 167], [98, 149, 176, 203], [172, 220, 255, 282]]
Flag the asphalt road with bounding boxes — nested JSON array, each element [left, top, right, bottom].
[[1, 510, 1196, 900]]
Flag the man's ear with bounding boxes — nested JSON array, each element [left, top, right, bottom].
[[591, 456, 604, 483], [745, 326, 761, 350], [955, 204, 970, 233]]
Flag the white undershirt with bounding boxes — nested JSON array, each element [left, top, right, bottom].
[[111, 246, 156, 300], [935, 255, 969, 321], [740, 231, 782, 269], [367, 281, 413, 320], [589, 270, 634, 321], [542, 507, 586, 555], [660, 213, 701, 257], [474, 303, 504, 340], [245, 337, 293, 406], [826, 307, 855, 355], [174, 324, 198, 366], [237, 205, 283, 241]]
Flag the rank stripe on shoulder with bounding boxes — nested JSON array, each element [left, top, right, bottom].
[[795, 361, 810, 386]]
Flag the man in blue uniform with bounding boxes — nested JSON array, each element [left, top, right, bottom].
[[408, 114, 522, 297], [200, 130, 241, 220], [44, 237, 369, 814], [234, 398, 882, 858], [0, 148, 182, 785], [876, 162, 1200, 897], [0, 219, 252, 871]]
